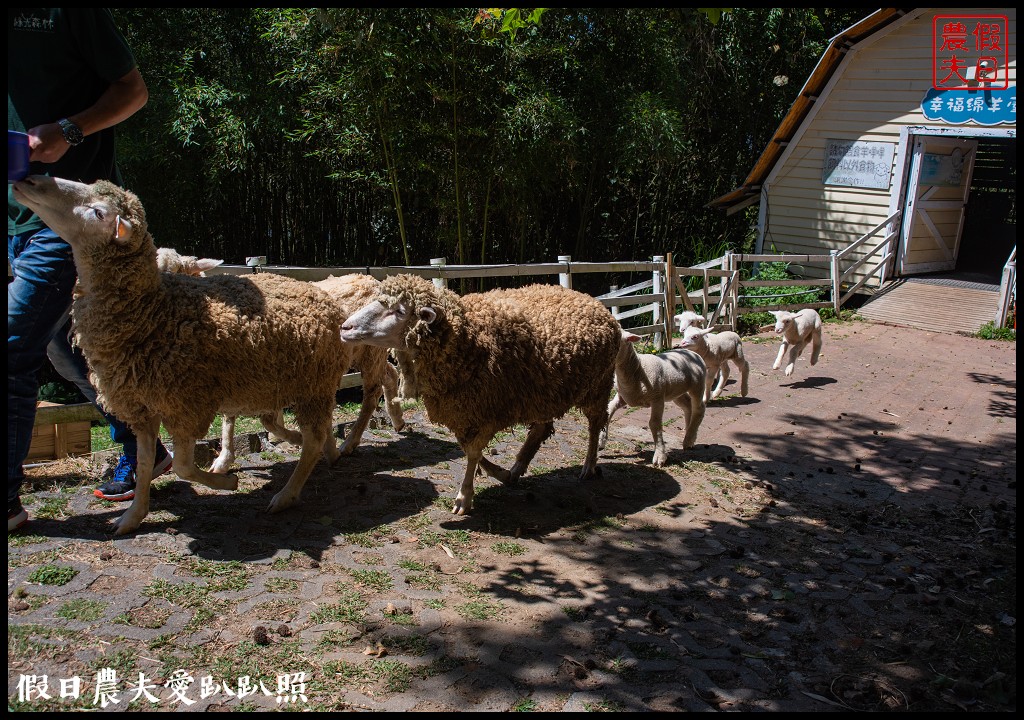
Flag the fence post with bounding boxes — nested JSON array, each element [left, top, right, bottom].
[[652, 255, 665, 350], [558, 255, 572, 289], [831, 249, 841, 315], [430, 257, 447, 290], [609, 285, 620, 319], [727, 252, 739, 332]]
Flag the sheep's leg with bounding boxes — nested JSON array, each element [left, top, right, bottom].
[[454, 439, 491, 515], [784, 343, 802, 376], [112, 421, 161, 535], [209, 414, 236, 474], [509, 421, 555, 482], [262, 411, 302, 446], [738, 358, 750, 397], [679, 389, 705, 450], [579, 413, 605, 481], [477, 456, 511, 483], [381, 363, 406, 431], [340, 381, 382, 455], [268, 416, 330, 513], [703, 366, 717, 402], [810, 329, 823, 365], [168, 435, 239, 491], [598, 392, 628, 450], [649, 401, 669, 467], [773, 342, 788, 371], [711, 362, 730, 400]]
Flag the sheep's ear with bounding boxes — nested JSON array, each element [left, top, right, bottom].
[[195, 258, 223, 272], [114, 215, 132, 243], [624, 332, 641, 344], [418, 307, 438, 325]]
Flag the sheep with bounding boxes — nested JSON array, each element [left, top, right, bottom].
[[13, 175, 350, 534], [677, 326, 750, 401], [597, 329, 707, 467], [340, 273, 621, 515], [154, 254, 406, 473], [673, 310, 707, 332], [770, 308, 823, 376]]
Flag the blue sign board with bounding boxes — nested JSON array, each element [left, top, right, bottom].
[[921, 87, 1015, 125]]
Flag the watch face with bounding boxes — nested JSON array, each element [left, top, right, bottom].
[[60, 119, 84, 145]]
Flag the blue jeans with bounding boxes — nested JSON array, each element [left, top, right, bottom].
[[8, 228, 157, 510]]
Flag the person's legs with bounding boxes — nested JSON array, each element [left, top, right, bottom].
[[8, 228, 77, 525]]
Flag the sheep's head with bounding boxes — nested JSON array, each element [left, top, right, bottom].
[[156, 247, 224, 277], [342, 274, 461, 351], [678, 326, 711, 350], [674, 311, 706, 332], [12, 176, 147, 256], [770, 310, 796, 334]]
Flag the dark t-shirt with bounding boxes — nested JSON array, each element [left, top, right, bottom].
[[8, 8, 137, 235]]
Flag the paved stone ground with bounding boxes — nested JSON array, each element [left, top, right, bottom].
[[7, 319, 1016, 712]]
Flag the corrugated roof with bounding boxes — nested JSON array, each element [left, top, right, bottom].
[[707, 8, 915, 213]]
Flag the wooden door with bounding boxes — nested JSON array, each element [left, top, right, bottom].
[[898, 136, 977, 275]]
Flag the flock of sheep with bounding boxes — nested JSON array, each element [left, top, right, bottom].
[[13, 175, 824, 535]]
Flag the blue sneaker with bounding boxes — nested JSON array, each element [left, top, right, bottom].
[[94, 447, 173, 502]]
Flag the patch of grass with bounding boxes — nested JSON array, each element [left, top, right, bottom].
[[32, 496, 70, 520], [143, 579, 208, 608], [56, 598, 106, 622], [627, 642, 674, 660], [584, 699, 624, 712], [28, 564, 78, 586], [456, 598, 503, 621], [264, 576, 299, 593], [260, 451, 286, 462], [344, 527, 394, 548], [562, 605, 587, 621], [976, 321, 1015, 341], [512, 697, 540, 712], [316, 628, 358, 650], [177, 556, 250, 591], [382, 634, 430, 656], [492, 541, 526, 557], [424, 598, 445, 610], [310, 586, 367, 624], [7, 532, 47, 547], [350, 568, 393, 593]]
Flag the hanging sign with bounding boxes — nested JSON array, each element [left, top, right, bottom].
[[822, 139, 896, 189], [921, 87, 1016, 125]]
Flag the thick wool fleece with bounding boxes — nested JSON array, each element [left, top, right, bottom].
[[69, 184, 348, 441], [375, 274, 621, 445]]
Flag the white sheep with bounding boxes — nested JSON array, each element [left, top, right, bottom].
[[673, 310, 707, 332], [677, 326, 750, 401], [770, 308, 823, 376], [14, 176, 350, 534], [340, 273, 621, 515], [208, 274, 407, 473], [598, 329, 707, 466]]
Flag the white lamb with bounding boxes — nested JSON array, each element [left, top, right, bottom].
[[673, 310, 706, 332], [598, 329, 707, 467], [770, 308, 823, 376], [677, 326, 750, 401], [14, 176, 350, 534], [340, 273, 621, 515]]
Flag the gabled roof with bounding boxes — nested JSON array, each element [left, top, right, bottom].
[[707, 7, 915, 213]]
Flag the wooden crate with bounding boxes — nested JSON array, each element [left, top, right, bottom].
[[26, 401, 92, 462]]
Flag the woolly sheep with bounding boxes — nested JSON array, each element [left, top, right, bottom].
[[340, 274, 621, 515], [207, 274, 407, 473], [598, 329, 707, 467], [677, 326, 750, 401], [770, 308, 823, 376], [673, 310, 707, 332], [13, 176, 350, 534]]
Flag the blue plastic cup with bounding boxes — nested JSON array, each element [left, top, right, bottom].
[[9, 130, 30, 182]]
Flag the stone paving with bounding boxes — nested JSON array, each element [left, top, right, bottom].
[[7, 319, 1016, 712]]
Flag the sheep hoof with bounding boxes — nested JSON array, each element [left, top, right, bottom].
[[452, 497, 472, 515], [267, 491, 297, 514], [112, 513, 142, 536], [784, 366, 795, 377]]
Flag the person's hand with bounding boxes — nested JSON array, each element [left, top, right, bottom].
[[25, 122, 72, 164]]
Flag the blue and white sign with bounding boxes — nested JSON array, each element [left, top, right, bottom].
[[921, 87, 1015, 125]]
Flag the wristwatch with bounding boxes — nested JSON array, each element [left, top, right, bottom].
[[57, 118, 85, 146]]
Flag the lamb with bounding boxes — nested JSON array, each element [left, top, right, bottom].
[[770, 308, 823, 376], [154, 254, 406, 473], [677, 326, 751, 401], [13, 175, 350, 534], [340, 273, 621, 515], [673, 310, 706, 332], [597, 329, 707, 467]]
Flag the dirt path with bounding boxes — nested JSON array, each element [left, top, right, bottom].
[[8, 319, 1016, 712]]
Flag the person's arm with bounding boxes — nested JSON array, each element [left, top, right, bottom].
[[27, 66, 149, 164]]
